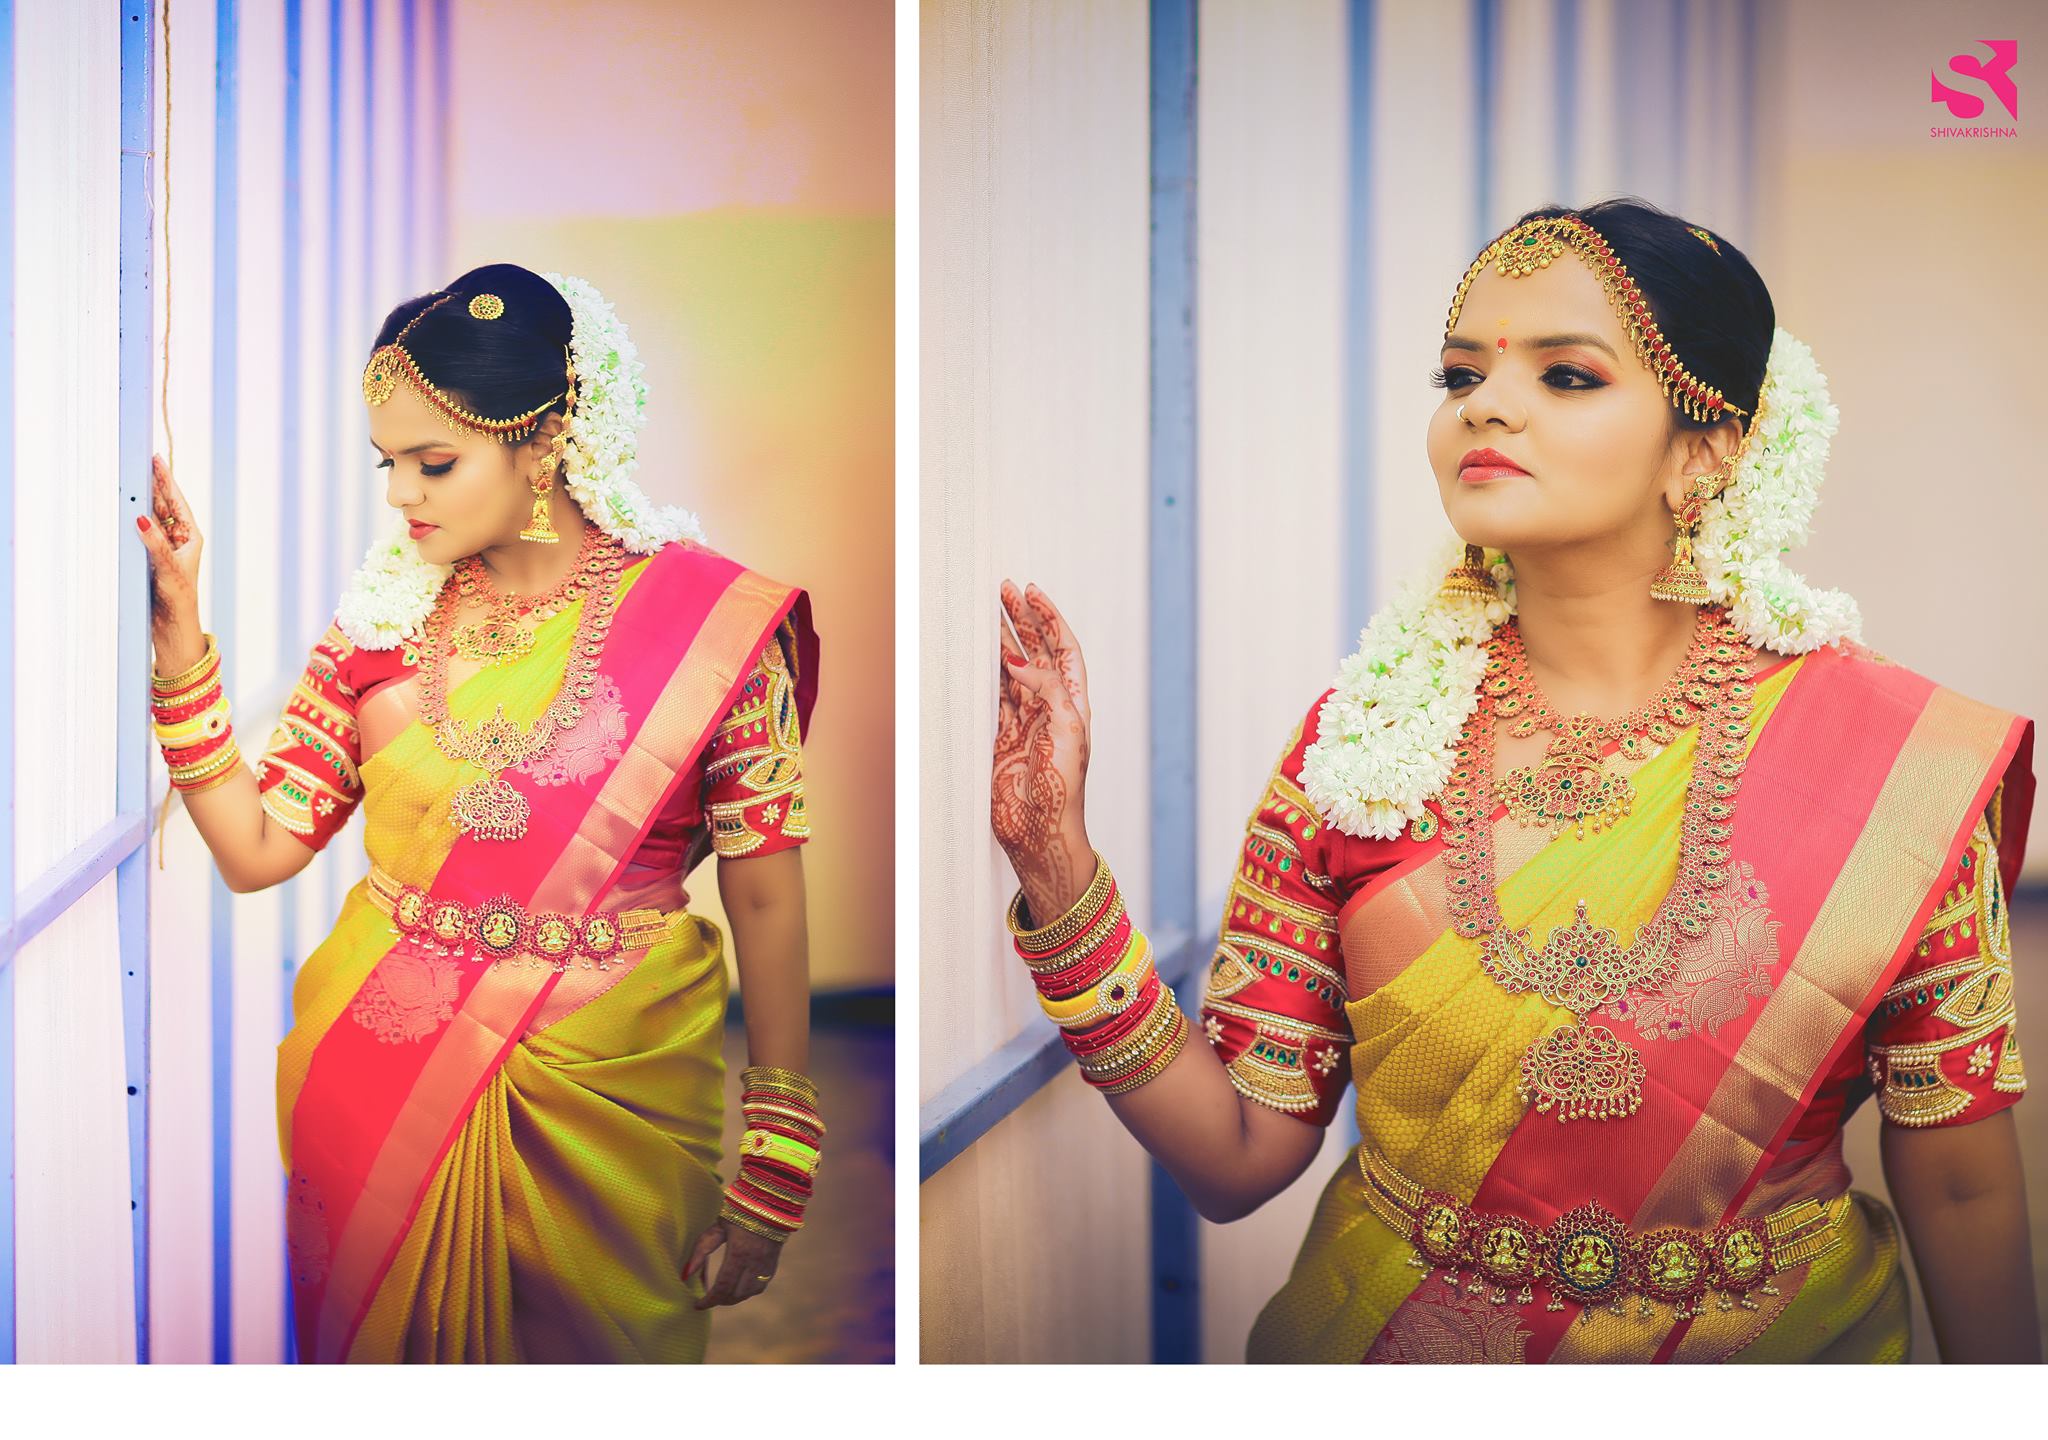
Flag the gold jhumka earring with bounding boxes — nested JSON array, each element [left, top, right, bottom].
[[517, 349, 577, 545], [1441, 543, 1502, 601], [1649, 455, 1736, 605]]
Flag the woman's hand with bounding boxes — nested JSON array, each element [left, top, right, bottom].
[[993, 579, 1096, 924], [136, 453, 208, 668], [683, 1216, 784, 1308]]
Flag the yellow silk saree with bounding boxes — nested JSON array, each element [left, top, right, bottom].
[[274, 540, 816, 1362]]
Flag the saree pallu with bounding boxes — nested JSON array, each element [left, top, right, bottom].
[[275, 540, 817, 1363], [1245, 643, 2033, 1363]]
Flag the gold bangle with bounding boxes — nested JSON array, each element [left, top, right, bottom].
[[1071, 985, 1181, 1076], [1005, 850, 1112, 954], [1021, 887, 1129, 975], [151, 633, 222, 694], [168, 739, 242, 785], [742, 1100, 828, 1135], [171, 745, 243, 793], [719, 1203, 794, 1244], [1098, 1010, 1190, 1095], [740, 1065, 819, 1102]]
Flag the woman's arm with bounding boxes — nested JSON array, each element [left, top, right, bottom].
[[998, 581, 1335, 1223], [1881, 1112, 2039, 1362], [138, 454, 324, 893], [717, 847, 811, 1072]]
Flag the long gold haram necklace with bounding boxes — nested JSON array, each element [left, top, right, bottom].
[[1436, 607, 1757, 1121], [418, 531, 628, 842], [449, 523, 607, 667]]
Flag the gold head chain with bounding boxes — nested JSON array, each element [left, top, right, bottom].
[[361, 290, 574, 445]]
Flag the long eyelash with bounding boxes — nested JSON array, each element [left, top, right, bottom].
[[375, 457, 455, 476], [1428, 364, 1602, 390]]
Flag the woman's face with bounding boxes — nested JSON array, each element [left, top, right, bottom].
[[1425, 251, 1741, 562], [366, 380, 554, 562]]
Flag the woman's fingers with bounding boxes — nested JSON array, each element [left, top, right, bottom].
[[999, 579, 1055, 670], [694, 1243, 750, 1309], [1024, 584, 1091, 729], [681, 1223, 724, 1284]]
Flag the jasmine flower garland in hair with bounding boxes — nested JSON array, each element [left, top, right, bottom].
[[1690, 326, 1861, 654]]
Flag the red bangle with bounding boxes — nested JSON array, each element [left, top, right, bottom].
[[1080, 1009, 1188, 1090], [159, 728, 236, 766], [1033, 912, 1137, 1001], [150, 682, 226, 723], [1013, 878, 1121, 966]]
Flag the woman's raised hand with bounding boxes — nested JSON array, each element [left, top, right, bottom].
[[993, 580, 1097, 924], [135, 453, 206, 653]]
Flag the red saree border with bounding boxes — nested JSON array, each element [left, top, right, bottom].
[[1360, 644, 2027, 1363], [287, 541, 809, 1362]]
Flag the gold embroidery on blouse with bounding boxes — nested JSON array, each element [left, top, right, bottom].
[[708, 635, 807, 858]]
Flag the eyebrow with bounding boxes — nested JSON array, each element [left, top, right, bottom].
[[369, 438, 457, 456], [1443, 331, 1620, 361]]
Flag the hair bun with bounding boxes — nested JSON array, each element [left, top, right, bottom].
[[446, 263, 572, 345]]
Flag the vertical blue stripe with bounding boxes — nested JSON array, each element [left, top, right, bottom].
[[210, 0, 240, 1367], [321, 0, 341, 937], [1739, 0, 1756, 244], [1146, 0, 1200, 1366], [1668, 0, 1686, 189], [0, 0, 16, 1373], [1554, 0, 1578, 205], [360, 0, 376, 555], [280, 0, 305, 1362], [118, 0, 159, 1366], [432, 0, 448, 276], [1472, 0, 1496, 246], [400, 0, 416, 289], [1341, 0, 1376, 648]]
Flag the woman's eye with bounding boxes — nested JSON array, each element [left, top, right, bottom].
[[422, 461, 455, 477], [1428, 364, 1603, 391]]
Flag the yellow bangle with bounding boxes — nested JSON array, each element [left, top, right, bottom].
[[153, 695, 233, 748], [1040, 931, 1153, 1026]]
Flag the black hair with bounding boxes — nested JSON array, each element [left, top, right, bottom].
[[1498, 196, 1774, 437], [370, 262, 575, 443]]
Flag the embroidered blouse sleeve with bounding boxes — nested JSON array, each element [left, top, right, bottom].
[[1865, 801, 2025, 1127], [255, 618, 366, 853], [1197, 698, 1351, 1126], [702, 621, 810, 859]]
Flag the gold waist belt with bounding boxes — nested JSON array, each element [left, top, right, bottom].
[[366, 861, 683, 973], [1359, 1144, 1846, 1322]]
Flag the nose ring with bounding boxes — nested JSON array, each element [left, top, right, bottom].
[[1457, 403, 1468, 423]]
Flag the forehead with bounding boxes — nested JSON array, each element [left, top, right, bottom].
[[364, 381, 461, 451], [1451, 252, 1623, 342]]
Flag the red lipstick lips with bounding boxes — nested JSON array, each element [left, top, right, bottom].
[[1459, 447, 1529, 483]]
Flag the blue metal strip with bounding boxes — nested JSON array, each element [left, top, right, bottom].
[[1669, 0, 1686, 186], [1554, 0, 1578, 205], [210, 0, 240, 1366], [0, 0, 17, 1370], [2, 813, 147, 965], [117, 0, 158, 1363], [432, 0, 448, 274], [280, 0, 305, 1363], [399, 0, 415, 288], [1739, 0, 1756, 243], [917, 930, 1200, 1180], [320, 0, 340, 936], [1473, 0, 1496, 244], [1341, 0, 1376, 648], [1147, 0, 1199, 1366]]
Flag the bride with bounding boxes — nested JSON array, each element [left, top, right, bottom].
[[136, 263, 825, 1362], [989, 199, 2035, 1364]]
